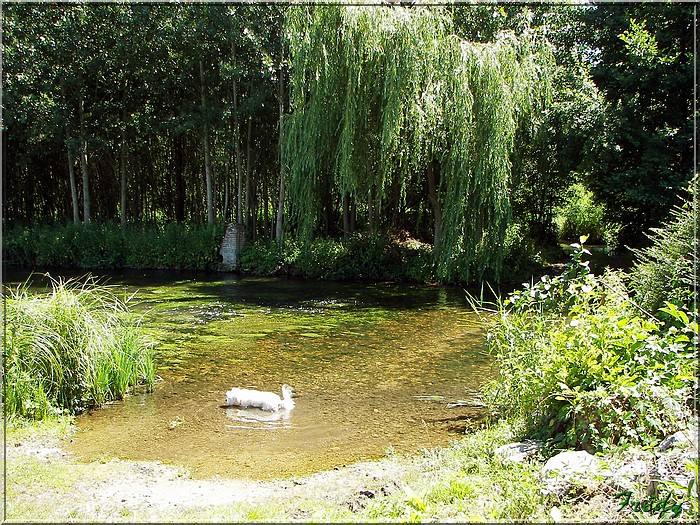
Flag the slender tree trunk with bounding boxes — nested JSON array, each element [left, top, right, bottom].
[[174, 134, 185, 222], [67, 140, 80, 224], [78, 97, 91, 224], [350, 196, 356, 233], [231, 42, 244, 225], [223, 159, 230, 222], [65, 129, 79, 224], [120, 136, 127, 229], [276, 172, 285, 243], [200, 59, 215, 225], [244, 117, 252, 229], [275, 73, 285, 243], [426, 160, 442, 252], [342, 192, 351, 237], [203, 126, 214, 225], [263, 166, 270, 239], [236, 137, 243, 224], [120, 83, 128, 229]]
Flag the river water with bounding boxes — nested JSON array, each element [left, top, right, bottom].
[[4, 269, 493, 480]]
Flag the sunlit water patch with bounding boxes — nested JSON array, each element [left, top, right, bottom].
[[4, 270, 493, 480]]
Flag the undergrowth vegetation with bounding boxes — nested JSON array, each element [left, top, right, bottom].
[[4, 220, 548, 285], [2, 222, 224, 270], [483, 237, 697, 452], [240, 232, 436, 282], [555, 183, 620, 249], [4, 275, 156, 420], [240, 229, 543, 284], [629, 187, 697, 313]]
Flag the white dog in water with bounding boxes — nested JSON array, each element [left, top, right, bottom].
[[225, 384, 295, 412]]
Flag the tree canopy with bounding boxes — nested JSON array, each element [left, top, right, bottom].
[[2, 2, 694, 283], [283, 5, 553, 281]]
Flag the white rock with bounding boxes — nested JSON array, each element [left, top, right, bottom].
[[607, 458, 649, 491], [541, 450, 600, 495]]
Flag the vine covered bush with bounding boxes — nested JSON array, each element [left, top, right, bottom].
[[484, 238, 697, 451]]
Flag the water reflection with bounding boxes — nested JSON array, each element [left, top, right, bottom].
[[224, 407, 294, 430]]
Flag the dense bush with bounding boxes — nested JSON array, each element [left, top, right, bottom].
[[3, 222, 224, 271], [4, 275, 156, 420], [555, 183, 620, 248], [629, 186, 696, 313], [239, 240, 286, 276], [484, 239, 697, 452], [240, 232, 436, 282]]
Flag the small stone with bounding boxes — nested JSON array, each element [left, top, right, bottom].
[[494, 440, 543, 463], [550, 506, 563, 523], [658, 426, 698, 452]]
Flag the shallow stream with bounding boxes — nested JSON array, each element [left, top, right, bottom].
[[5, 270, 493, 480]]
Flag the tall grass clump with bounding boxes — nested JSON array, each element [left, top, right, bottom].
[[4, 275, 156, 420], [483, 237, 697, 452]]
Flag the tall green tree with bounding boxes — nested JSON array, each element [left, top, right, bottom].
[[283, 5, 552, 281], [582, 3, 694, 243]]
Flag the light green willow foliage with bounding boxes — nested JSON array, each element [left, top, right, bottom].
[[283, 5, 552, 281]]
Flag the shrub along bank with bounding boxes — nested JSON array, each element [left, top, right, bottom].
[[484, 239, 697, 452], [3, 222, 549, 285], [2, 222, 225, 271], [479, 231, 697, 520], [239, 232, 436, 282]]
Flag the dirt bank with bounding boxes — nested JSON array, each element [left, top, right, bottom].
[[5, 426, 411, 522]]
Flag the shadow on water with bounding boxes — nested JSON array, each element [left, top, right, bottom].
[[4, 269, 494, 480]]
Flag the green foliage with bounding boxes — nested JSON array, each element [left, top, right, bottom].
[[240, 233, 435, 282], [239, 241, 286, 276], [498, 222, 548, 283], [284, 5, 553, 283], [629, 185, 696, 313], [555, 183, 620, 248], [4, 275, 156, 420], [3, 222, 224, 271], [484, 240, 697, 452], [583, 4, 694, 243]]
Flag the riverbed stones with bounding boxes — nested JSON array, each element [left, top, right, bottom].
[[494, 440, 543, 464]]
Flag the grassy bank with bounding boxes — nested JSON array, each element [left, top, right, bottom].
[[4, 275, 156, 420]]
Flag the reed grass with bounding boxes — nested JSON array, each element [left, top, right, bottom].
[[3, 274, 156, 420]]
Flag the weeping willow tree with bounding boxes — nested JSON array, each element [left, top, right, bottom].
[[283, 5, 552, 282]]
